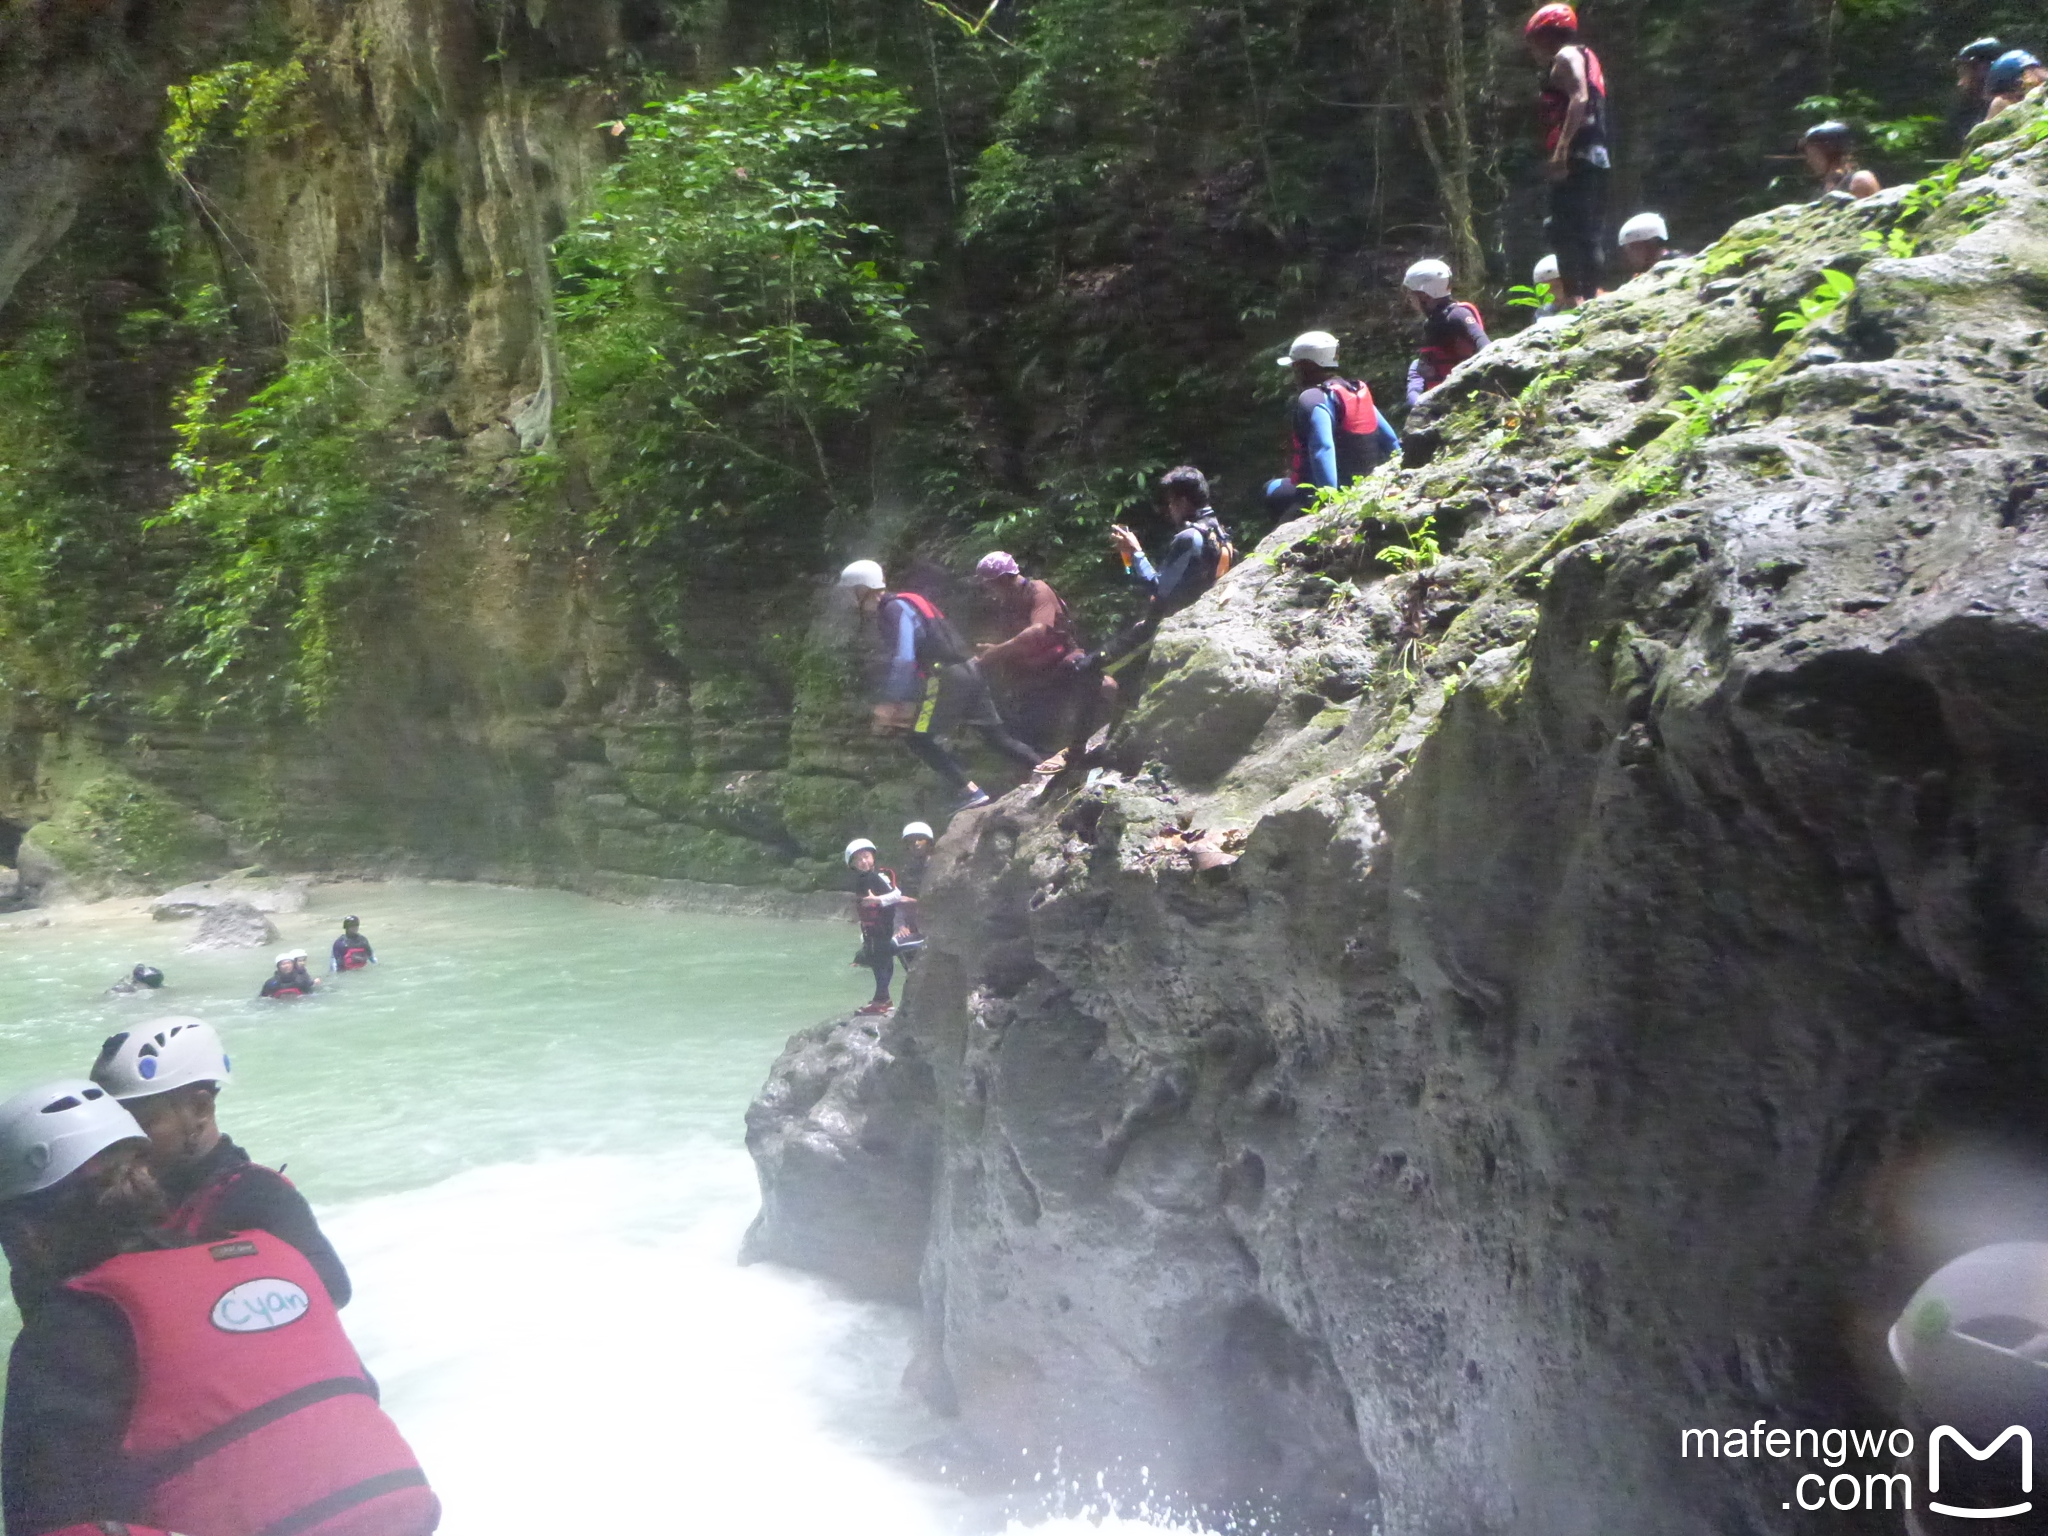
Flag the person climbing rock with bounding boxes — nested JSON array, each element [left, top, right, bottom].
[[1616, 212, 1683, 276], [258, 953, 310, 1000], [1526, 4, 1611, 308], [839, 560, 1044, 812], [1079, 466, 1239, 687], [972, 551, 1114, 756], [1263, 331, 1400, 517], [1984, 50, 2048, 122], [845, 839, 916, 1016], [0, 1080, 439, 1536], [1403, 262, 1491, 407], [899, 821, 935, 900], [331, 915, 375, 972], [1801, 121, 1881, 199], [103, 965, 165, 1000], [1955, 37, 2006, 142], [89, 1017, 351, 1306]]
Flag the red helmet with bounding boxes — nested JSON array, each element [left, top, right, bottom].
[[1525, 4, 1578, 37]]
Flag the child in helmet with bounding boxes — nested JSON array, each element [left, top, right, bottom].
[[846, 839, 917, 1017], [89, 1018, 351, 1305]]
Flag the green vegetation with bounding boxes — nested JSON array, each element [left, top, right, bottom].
[[163, 56, 311, 176], [1775, 269, 1858, 337]]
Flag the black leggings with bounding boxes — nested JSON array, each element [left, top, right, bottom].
[[1548, 161, 1609, 302], [860, 931, 895, 1001]]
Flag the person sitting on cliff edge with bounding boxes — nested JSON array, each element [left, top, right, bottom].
[[89, 1016, 351, 1306], [839, 560, 1045, 814]]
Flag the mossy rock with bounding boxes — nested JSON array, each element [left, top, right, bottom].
[[22, 774, 230, 898], [592, 822, 785, 886]]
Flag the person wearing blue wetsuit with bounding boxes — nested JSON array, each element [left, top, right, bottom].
[[1263, 331, 1401, 517], [330, 916, 374, 972], [839, 561, 1044, 811], [1079, 467, 1238, 680]]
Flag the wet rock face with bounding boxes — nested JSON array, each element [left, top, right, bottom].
[[740, 1008, 938, 1306], [750, 116, 2048, 1534]]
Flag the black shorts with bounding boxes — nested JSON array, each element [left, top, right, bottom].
[[912, 661, 1003, 739]]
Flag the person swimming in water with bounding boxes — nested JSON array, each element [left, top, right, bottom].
[[331, 915, 375, 972], [103, 964, 165, 999], [258, 954, 313, 1000]]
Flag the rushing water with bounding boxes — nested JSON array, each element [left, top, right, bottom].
[[0, 881, 1214, 1536]]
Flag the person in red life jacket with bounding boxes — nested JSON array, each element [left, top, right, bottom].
[[971, 551, 1115, 757], [844, 839, 917, 1017], [1525, 5, 1611, 308], [1262, 331, 1401, 516], [258, 953, 310, 1000], [329, 917, 374, 973], [1800, 121, 1881, 199], [839, 560, 1045, 813], [1402, 262, 1491, 409], [0, 1081, 439, 1536], [88, 1018, 350, 1307]]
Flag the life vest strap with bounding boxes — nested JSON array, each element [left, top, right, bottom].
[[253, 1467, 432, 1536], [134, 1377, 377, 1493]]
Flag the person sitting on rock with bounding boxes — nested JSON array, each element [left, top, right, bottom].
[[1085, 466, 1240, 684], [900, 821, 936, 899], [1404, 261, 1492, 408], [972, 551, 1115, 759], [1801, 121, 1880, 199], [839, 560, 1045, 813], [331, 915, 375, 972], [259, 953, 312, 1000], [104, 964, 165, 999], [89, 1016, 350, 1305], [1262, 330, 1401, 518], [1616, 212, 1683, 276], [845, 839, 917, 1017], [1984, 50, 2048, 122], [0, 1079, 438, 1536]]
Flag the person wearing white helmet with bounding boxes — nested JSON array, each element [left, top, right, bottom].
[[258, 952, 313, 1001], [1262, 332, 1401, 517], [1616, 212, 1680, 276], [0, 1077, 438, 1536], [1525, 255, 1562, 318], [90, 1017, 351, 1305], [900, 821, 937, 898], [839, 560, 1044, 812], [844, 838, 917, 1016], [1890, 1243, 2048, 1534], [1403, 260, 1491, 409]]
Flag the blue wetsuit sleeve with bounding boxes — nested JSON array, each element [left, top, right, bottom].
[[1307, 397, 1339, 489], [1127, 552, 1161, 597], [1154, 528, 1205, 607], [879, 600, 922, 704], [1375, 414, 1401, 461]]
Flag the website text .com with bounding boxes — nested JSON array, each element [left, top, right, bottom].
[[1682, 1423, 1921, 1513]]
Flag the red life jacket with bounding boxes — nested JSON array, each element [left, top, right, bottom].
[[340, 949, 370, 971], [266, 986, 304, 1000], [1416, 301, 1487, 393], [1538, 44, 1610, 159], [854, 869, 904, 932], [886, 591, 972, 673], [163, 1164, 273, 1243], [1286, 380, 1384, 488], [65, 1232, 438, 1536]]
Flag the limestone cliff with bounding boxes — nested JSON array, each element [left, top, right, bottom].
[[747, 107, 2048, 1534]]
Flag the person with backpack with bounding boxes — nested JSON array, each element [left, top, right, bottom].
[[1525, 4, 1612, 309], [839, 560, 1045, 812], [1403, 261, 1491, 407], [88, 1017, 352, 1306], [0, 1080, 438, 1536], [1263, 330, 1401, 516], [972, 551, 1115, 756]]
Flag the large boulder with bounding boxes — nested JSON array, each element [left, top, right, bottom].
[[739, 1010, 937, 1305], [182, 901, 280, 952], [151, 876, 309, 921]]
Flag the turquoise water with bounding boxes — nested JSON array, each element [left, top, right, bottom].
[[0, 881, 1210, 1536]]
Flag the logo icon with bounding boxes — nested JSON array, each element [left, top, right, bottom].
[[210, 1277, 311, 1334], [1930, 1425, 2033, 1519]]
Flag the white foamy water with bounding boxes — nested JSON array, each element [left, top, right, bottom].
[[0, 882, 1214, 1536]]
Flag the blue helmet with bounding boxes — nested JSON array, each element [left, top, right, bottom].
[[1989, 49, 2042, 95]]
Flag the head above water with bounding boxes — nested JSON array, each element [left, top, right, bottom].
[[274, 953, 296, 972], [1159, 465, 1211, 521], [342, 915, 360, 931], [130, 963, 165, 988]]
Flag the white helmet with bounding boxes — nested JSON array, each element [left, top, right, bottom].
[[838, 560, 886, 592], [1275, 330, 1340, 369], [90, 1017, 231, 1101], [0, 1080, 146, 1203], [1618, 212, 1669, 248], [844, 838, 878, 866], [1403, 259, 1453, 298], [1533, 253, 1561, 286], [273, 952, 295, 966], [902, 821, 935, 841], [286, 949, 309, 962], [1891, 1243, 2048, 1414]]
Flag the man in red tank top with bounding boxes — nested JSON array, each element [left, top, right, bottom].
[[0, 1080, 438, 1536], [1525, 5, 1611, 308]]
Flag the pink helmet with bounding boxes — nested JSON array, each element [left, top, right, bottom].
[[975, 551, 1021, 580]]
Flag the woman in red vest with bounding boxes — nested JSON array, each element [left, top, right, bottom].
[[0, 1081, 438, 1536]]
